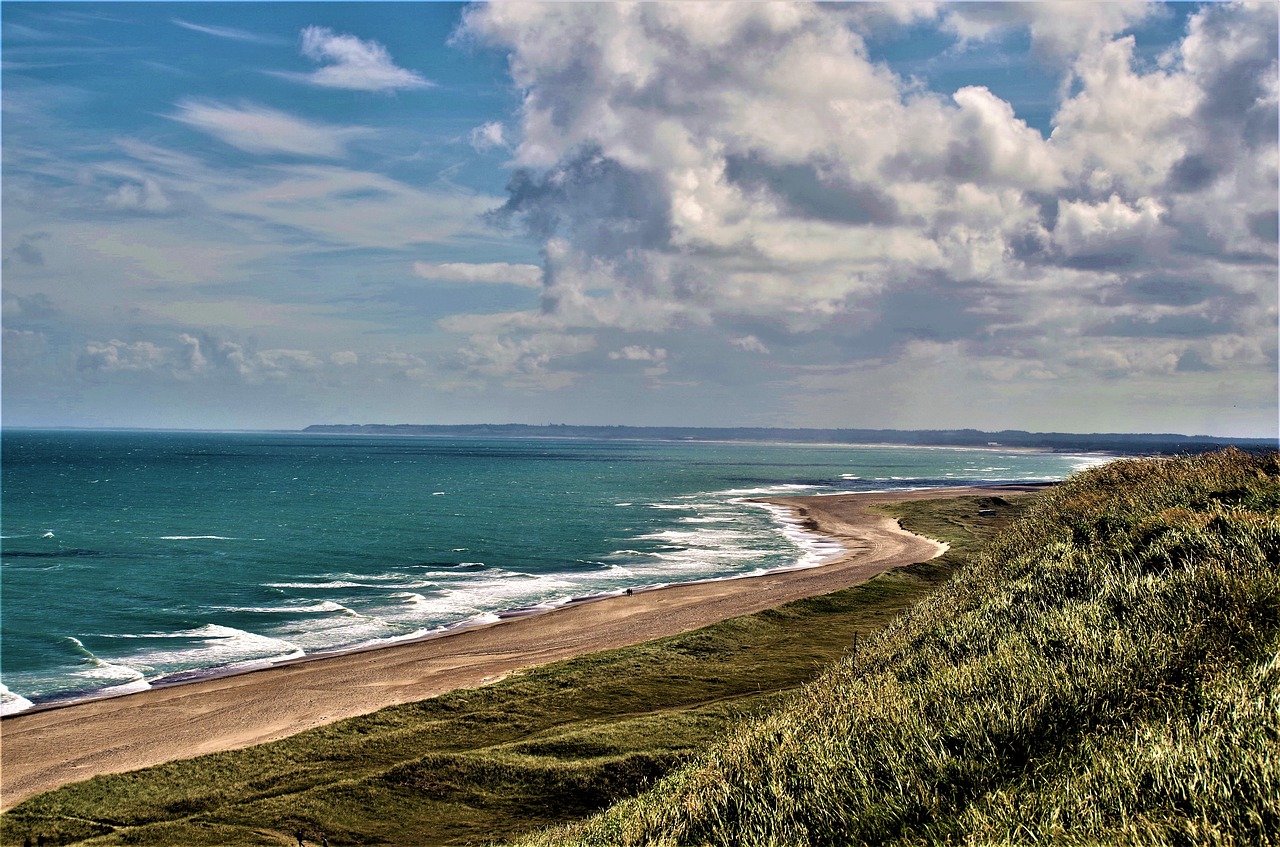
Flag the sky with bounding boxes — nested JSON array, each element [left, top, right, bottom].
[[2, 1, 1277, 437]]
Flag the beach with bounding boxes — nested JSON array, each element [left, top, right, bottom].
[[0, 484, 1043, 811]]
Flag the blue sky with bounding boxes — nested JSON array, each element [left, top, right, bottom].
[[3, 2, 1276, 436]]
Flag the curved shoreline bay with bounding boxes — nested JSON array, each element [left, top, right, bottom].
[[1, 432, 1100, 715], [0, 484, 1045, 810]]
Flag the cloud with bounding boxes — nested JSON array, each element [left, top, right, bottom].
[[278, 26, 433, 91], [413, 261, 542, 287], [469, 121, 508, 152], [5, 233, 50, 268], [1052, 194, 1168, 266], [171, 18, 286, 45], [76, 333, 356, 384], [731, 335, 770, 354], [2, 328, 48, 368], [78, 339, 169, 373], [455, 0, 1276, 394], [608, 345, 667, 363], [105, 178, 172, 213], [171, 99, 371, 158], [941, 1, 1153, 62], [454, 330, 596, 389], [2, 291, 57, 321]]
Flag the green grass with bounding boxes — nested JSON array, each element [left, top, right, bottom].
[[509, 449, 1280, 847], [1, 493, 1026, 846]]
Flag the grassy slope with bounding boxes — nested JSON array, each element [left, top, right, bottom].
[[1, 496, 1027, 846], [513, 450, 1280, 847]]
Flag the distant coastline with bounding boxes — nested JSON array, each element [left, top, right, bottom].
[[302, 423, 1274, 456]]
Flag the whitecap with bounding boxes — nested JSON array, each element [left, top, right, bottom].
[[158, 535, 235, 541], [0, 683, 35, 716], [265, 580, 368, 589], [712, 483, 823, 497], [106, 624, 305, 674]]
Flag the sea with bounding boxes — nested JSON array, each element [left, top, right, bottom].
[[0, 430, 1109, 715]]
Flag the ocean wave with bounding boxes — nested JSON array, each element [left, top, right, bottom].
[[66, 636, 147, 683], [266, 580, 369, 589], [0, 683, 36, 716], [713, 483, 823, 497], [102, 624, 305, 675], [218, 600, 362, 616], [631, 527, 751, 546], [750, 501, 846, 569], [158, 535, 236, 541]]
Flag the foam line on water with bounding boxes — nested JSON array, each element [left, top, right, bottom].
[[751, 501, 847, 570], [103, 624, 306, 677], [0, 683, 36, 716]]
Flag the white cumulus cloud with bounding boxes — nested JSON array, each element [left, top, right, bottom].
[[456, 0, 1276, 393], [469, 121, 508, 152], [283, 26, 433, 91]]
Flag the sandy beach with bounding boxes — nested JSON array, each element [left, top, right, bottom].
[[0, 484, 1044, 811]]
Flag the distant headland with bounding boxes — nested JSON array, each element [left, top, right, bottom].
[[302, 423, 1274, 456]]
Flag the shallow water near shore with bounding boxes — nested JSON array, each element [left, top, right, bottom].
[[1, 430, 1105, 713]]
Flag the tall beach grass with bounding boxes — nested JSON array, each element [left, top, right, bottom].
[[514, 450, 1280, 846]]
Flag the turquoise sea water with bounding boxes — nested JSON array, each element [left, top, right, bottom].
[[0, 430, 1108, 714]]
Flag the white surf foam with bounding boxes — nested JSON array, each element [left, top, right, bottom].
[[0, 683, 35, 716], [713, 483, 823, 498], [266, 580, 368, 589], [751, 501, 847, 570], [106, 624, 305, 675]]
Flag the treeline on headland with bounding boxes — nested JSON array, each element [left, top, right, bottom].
[[303, 423, 1274, 455], [514, 448, 1280, 846]]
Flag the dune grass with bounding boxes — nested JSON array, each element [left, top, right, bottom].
[[510, 449, 1280, 847], [0, 494, 1028, 846]]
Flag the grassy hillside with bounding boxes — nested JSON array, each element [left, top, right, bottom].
[[512, 449, 1280, 846], [1, 495, 1029, 846]]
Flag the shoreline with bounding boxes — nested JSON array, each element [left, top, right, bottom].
[[1, 495, 845, 719], [0, 483, 1046, 812]]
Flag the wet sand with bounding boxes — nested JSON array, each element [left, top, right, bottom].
[[0, 483, 1045, 810]]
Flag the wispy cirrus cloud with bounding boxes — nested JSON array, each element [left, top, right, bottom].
[[170, 99, 372, 158], [274, 26, 433, 92], [170, 18, 287, 46]]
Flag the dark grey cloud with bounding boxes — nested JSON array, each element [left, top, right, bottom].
[[1084, 313, 1236, 339], [723, 153, 900, 226], [1169, 2, 1279, 197], [1107, 275, 1239, 308], [1166, 153, 1219, 194], [4, 233, 50, 268], [1176, 348, 1215, 372], [1248, 210, 1278, 242], [2, 291, 60, 323], [486, 147, 672, 257]]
